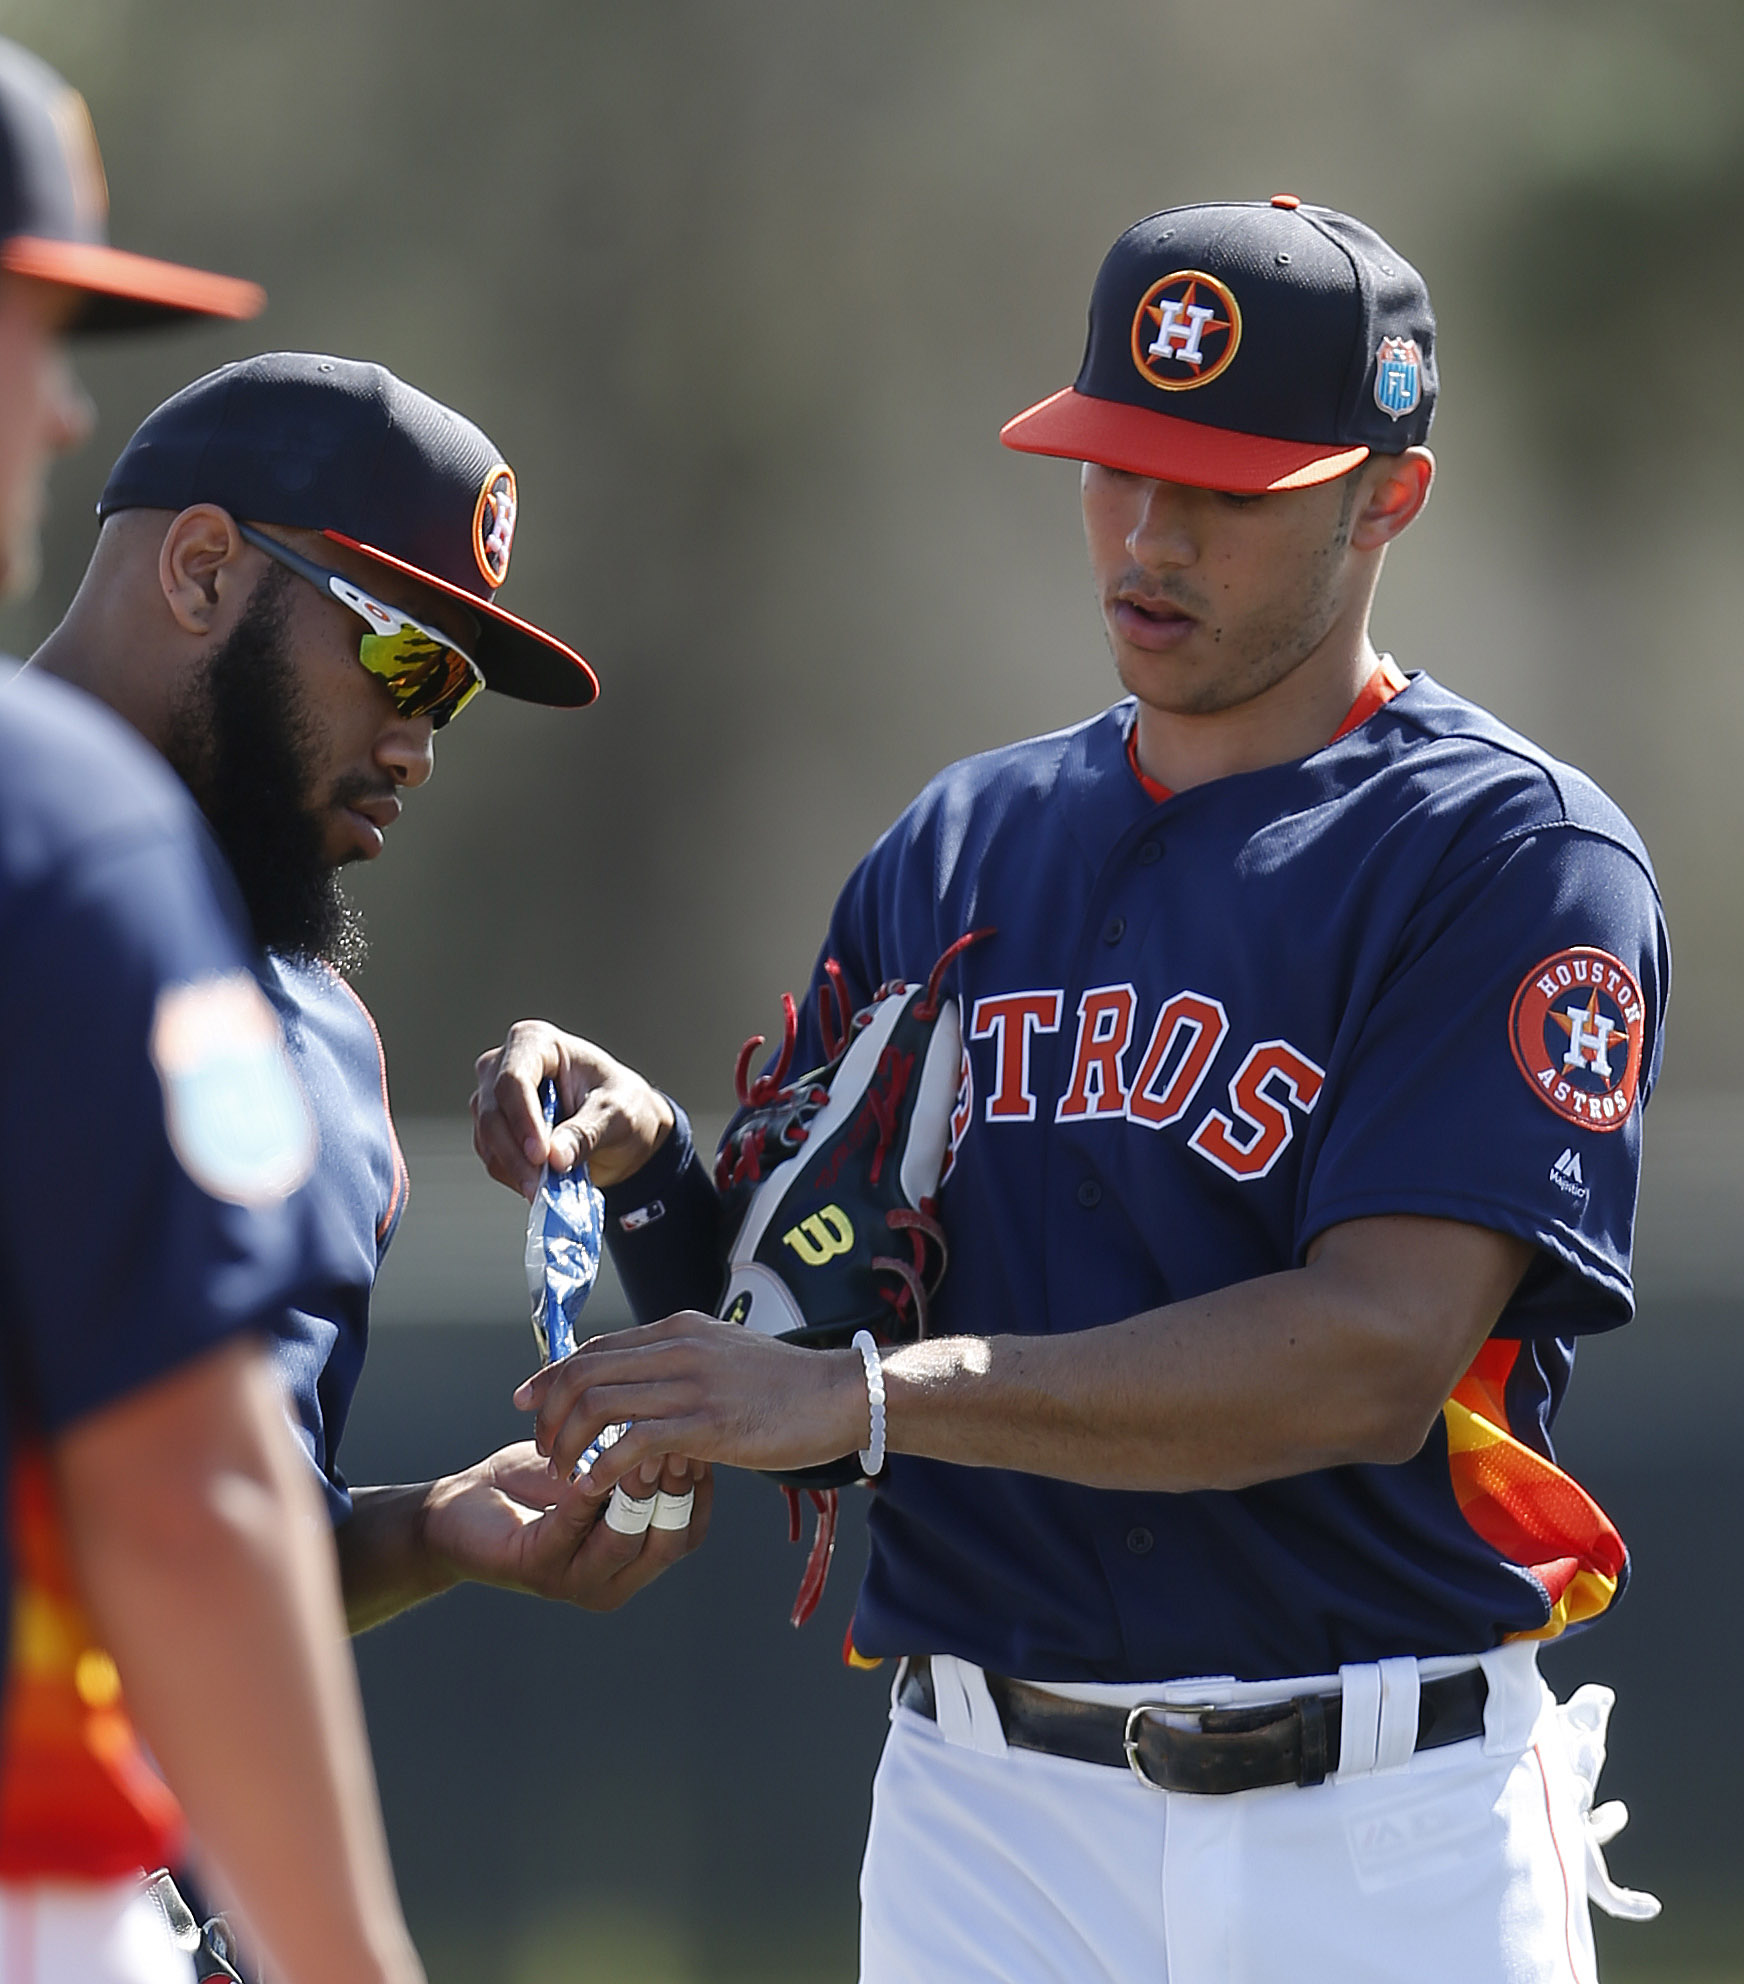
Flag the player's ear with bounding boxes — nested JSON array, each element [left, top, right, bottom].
[[1347, 448, 1433, 552], [158, 504, 251, 635]]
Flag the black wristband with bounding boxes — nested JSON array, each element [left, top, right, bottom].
[[602, 1100, 731, 1323]]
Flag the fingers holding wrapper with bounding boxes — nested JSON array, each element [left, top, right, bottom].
[[523, 1080, 695, 1533]]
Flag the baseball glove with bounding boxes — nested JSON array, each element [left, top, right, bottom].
[[716, 928, 989, 1624]]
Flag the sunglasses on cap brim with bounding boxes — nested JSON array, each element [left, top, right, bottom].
[[236, 523, 485, 729]]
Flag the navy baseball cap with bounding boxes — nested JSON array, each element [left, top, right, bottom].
[[0, 38, 263, 329], [1001, 196, 1436, 493], [98, 353, 597, 708]]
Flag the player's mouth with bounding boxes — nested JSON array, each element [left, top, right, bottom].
[[339, 792, 401, 861], [1110, 588, 1199, 652]]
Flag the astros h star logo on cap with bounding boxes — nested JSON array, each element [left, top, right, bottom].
[[473, 464, 517, 588], [1130, 271, 1242, 392]]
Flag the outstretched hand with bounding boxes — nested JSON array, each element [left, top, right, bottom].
[[514, 1314, 871, 1491], [471, 1021, 674, 1199], [421, 1439, 709, 1611]]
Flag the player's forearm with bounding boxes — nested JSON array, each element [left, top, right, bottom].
[[884, 1294, 1424, 1491], [55, 1340, 425, 1984], [336, 1483, 461, 1633], [882, 1217, 1533, 1491]]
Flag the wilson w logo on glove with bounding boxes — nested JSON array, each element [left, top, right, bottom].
[[716, 928, 990, 1624]]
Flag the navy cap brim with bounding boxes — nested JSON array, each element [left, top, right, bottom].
[[0, 236, 265, 330], [325, 530, 598, 709], [1001, 386, 1369, 494]]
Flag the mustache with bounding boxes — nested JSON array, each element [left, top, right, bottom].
[[328, 770, 399, 815], [1108, 568, 1208, 617]]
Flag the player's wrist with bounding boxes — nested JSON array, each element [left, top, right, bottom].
[[813, 1346, 878, 1468], [404, 1475, 471, 1595], [850, 1330, 886, 1473], [644, 1089, 675, 1162]]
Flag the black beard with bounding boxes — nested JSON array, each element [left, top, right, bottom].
[[163, 566, 367, 973]]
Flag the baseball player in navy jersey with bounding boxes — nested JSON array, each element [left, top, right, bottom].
[[0, 38, 425, 1983], [0, 676, 426, 1984], [478, 197, 1668, 1982], [26, 354, 706, 1653]]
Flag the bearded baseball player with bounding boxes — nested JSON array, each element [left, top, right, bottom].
[[476, 198, 1667, 1981], [20, 355, 706, 1976]]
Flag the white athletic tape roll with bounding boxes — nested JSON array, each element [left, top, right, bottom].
[[604, 1484, 656, 1535], [650, 1488, 695, 1531]]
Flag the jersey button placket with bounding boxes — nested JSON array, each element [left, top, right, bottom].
[[1076, 1179, 1102, 1209], [1126, 1527, 1154, 1556], [1103, 915, 1126, 945]]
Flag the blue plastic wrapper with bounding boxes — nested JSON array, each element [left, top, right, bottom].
[[524, 1079, 605, 1363]]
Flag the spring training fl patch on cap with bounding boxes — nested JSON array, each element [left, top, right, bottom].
[[1374, 336, 1424, 420], [150, 971, 317, 1203]]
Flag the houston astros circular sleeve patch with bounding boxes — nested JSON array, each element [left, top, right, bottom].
[[1508, 946, 1645, 1133]]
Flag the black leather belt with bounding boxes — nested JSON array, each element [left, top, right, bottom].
[[898, 1655, 1488, 1795]]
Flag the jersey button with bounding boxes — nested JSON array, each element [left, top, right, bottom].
[[1126, 1527, 1155, 1556], [1076, 1179, 1102, 1209], [1103, 915, 1126, 945], [1137, 841, 1161, 866]]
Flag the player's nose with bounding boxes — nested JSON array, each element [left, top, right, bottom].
[[377, 713, 435, 789], [1124, 479, 1196, 568]]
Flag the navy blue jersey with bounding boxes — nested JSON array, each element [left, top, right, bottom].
[[0, 672, 323, 1653], [611, 671, 1668, 1684], [262, 957, 408, 1524]]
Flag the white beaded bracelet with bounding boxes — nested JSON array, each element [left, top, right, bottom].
[[852, 1328, 887, 1476]]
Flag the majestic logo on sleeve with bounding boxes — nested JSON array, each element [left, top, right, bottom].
[[472, 465, 518, 587], [1373, 336, 1423, 420], [1509, 948, 1645, 1133], [1130, 273, 1242, 391]]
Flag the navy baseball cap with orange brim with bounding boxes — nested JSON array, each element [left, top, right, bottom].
[[1001, 196, 1436, 494], [98, 353, 597, 708], [0, 37, 263, 329]]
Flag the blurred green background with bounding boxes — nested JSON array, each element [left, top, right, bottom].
[[3, 0, 1741, 1975]]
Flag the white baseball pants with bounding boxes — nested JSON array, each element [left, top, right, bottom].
[[0, 1880, 192, 1984], [859, 1643, 1657, 1983]]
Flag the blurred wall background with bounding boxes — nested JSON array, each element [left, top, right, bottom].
[[2, 0, 1739, 1976]]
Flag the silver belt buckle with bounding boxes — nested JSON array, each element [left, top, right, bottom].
[[1122, 1699, 1225, 1792]]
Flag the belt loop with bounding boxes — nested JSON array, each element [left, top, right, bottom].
[[1294, 1694, 1329, 1787], [1479, 1641, 1543, 1756], [888, 1656, 910, 1721], [930, 1654, 1009, 1758], [1335, 1662, 1382, 1780], [1374, 1656, 1421, 1773]]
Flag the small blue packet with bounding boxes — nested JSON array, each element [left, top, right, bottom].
[[524, 1079, 605, 1364]]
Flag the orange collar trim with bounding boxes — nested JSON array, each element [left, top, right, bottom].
[[1125, 656, 1407, 803]]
